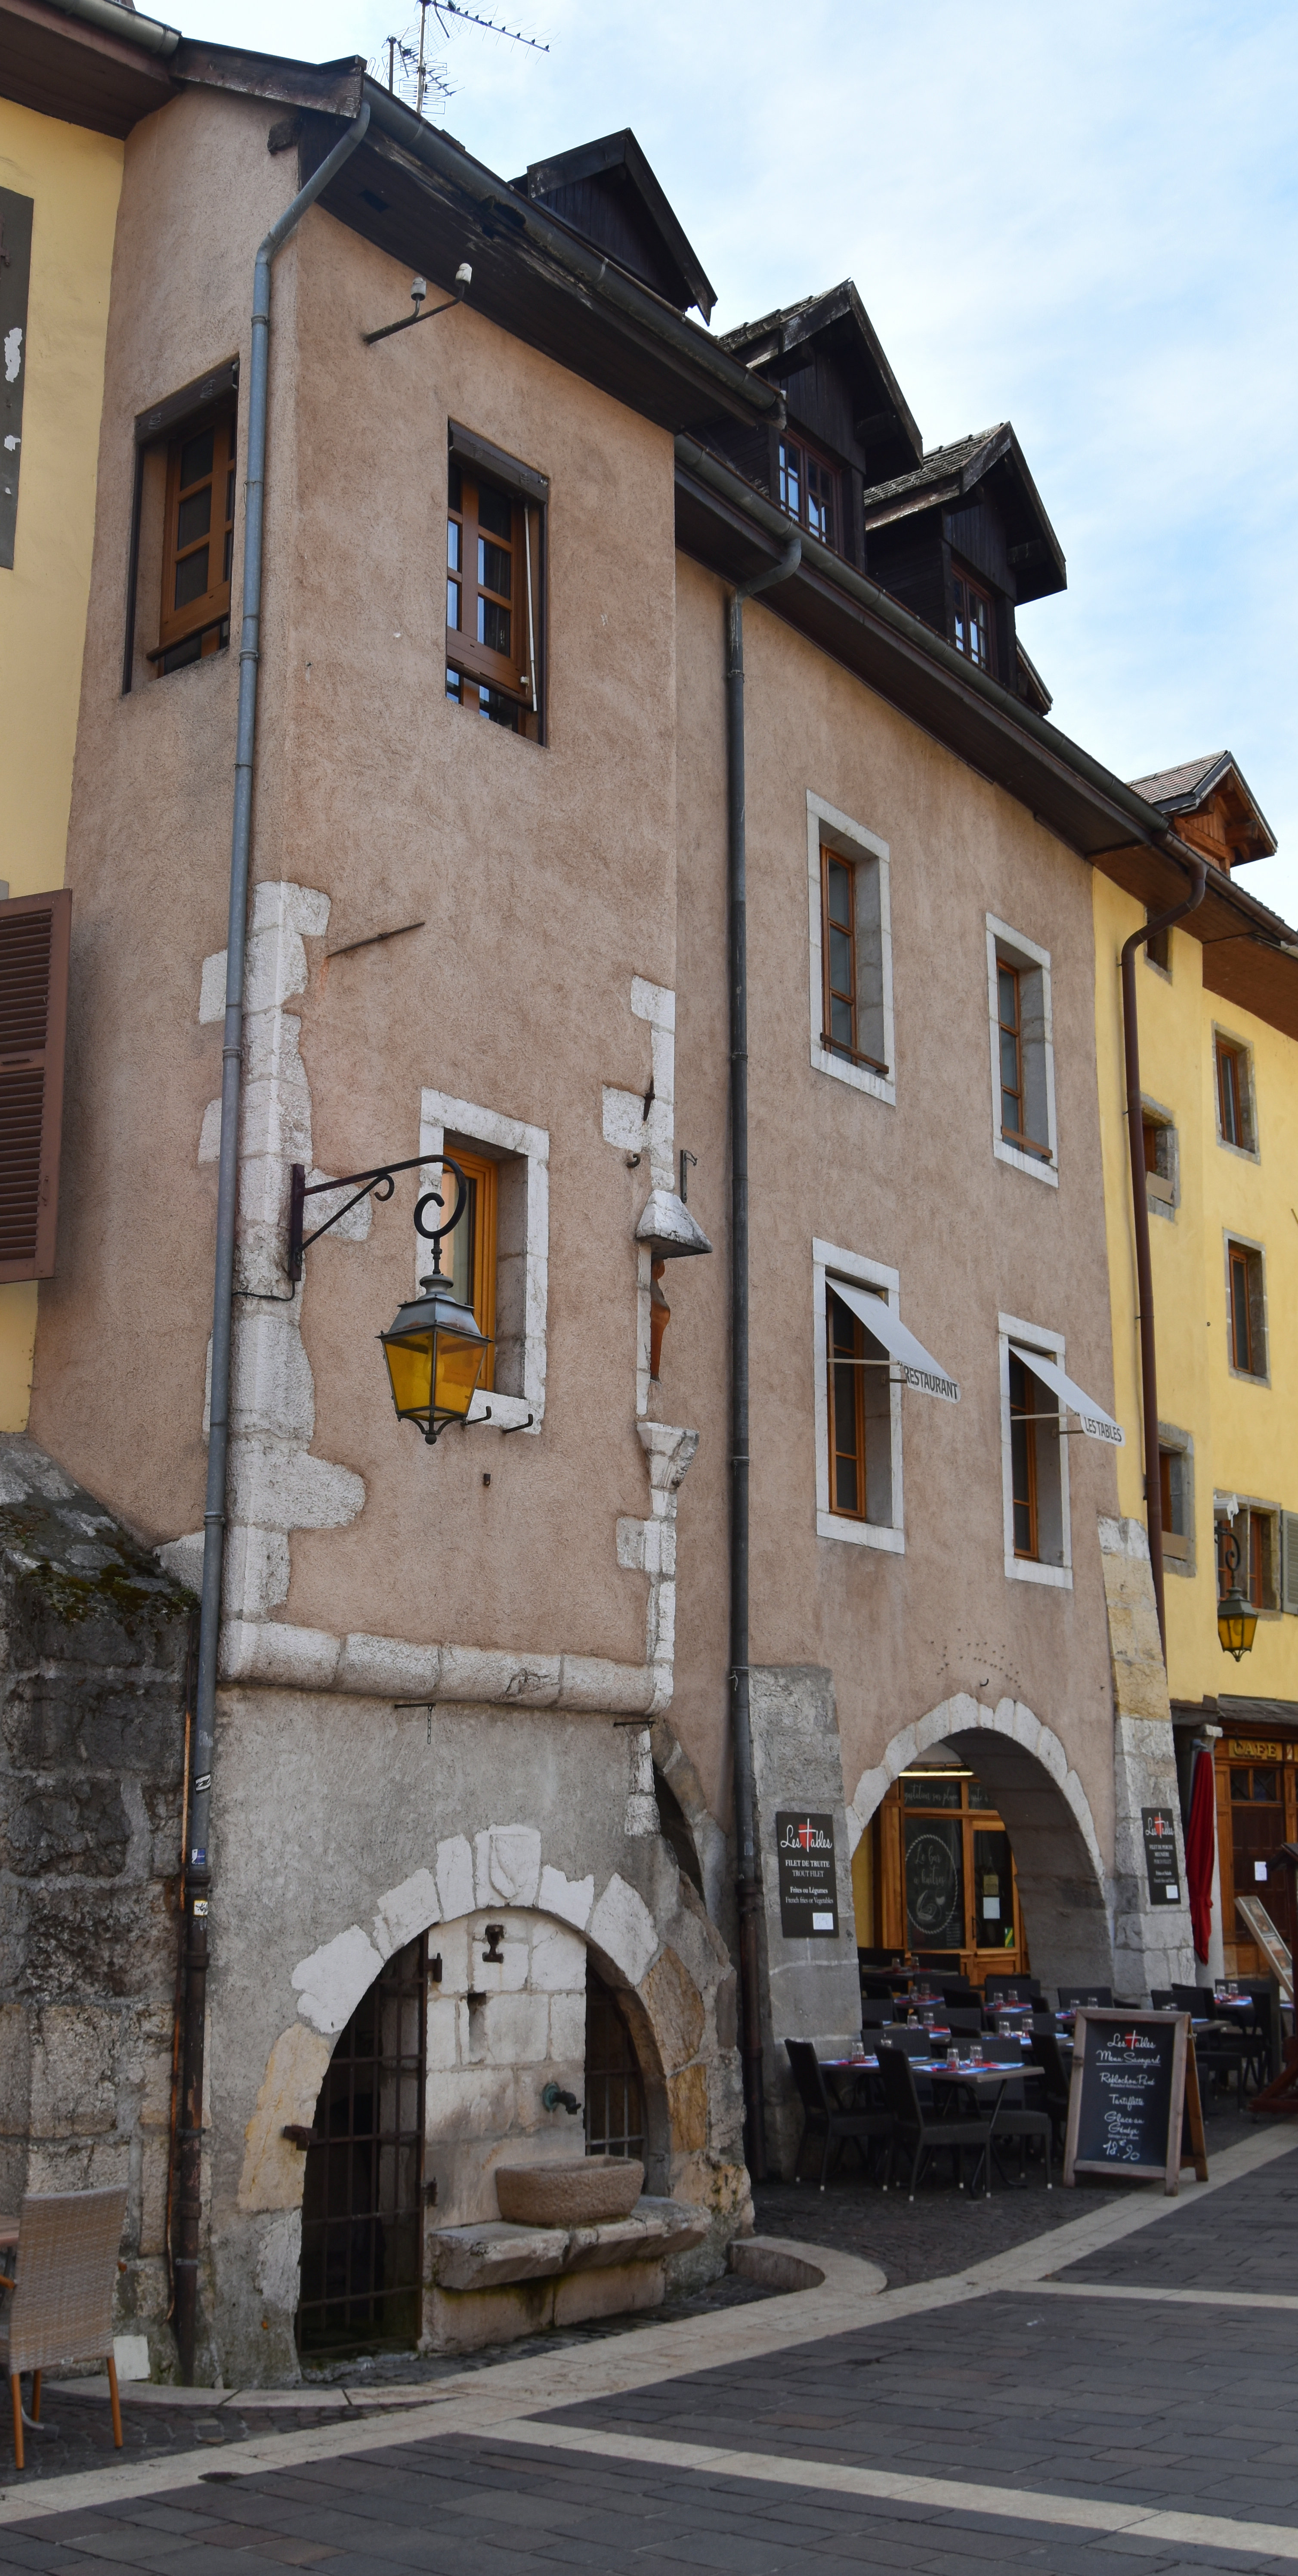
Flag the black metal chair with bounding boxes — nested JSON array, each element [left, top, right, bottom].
[[1058, 1985, 1113, 2009], [978, 2036, 1054, 2185], [860, 1999, 896, 2027], [875, 2045, 993, 2199], [1239, 1984, 1281, 2093], [984, 1975, 1042, 2003], [945, 2006, 984, 2034], [1171, 1984, 1247, 2102], [784, 2040, 893, 2190]]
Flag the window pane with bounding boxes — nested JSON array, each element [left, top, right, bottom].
[[1231, 1768, 1251, 1802], [179, 427, 214, 488], [903, 1776, 961, 1810], [476, 682, 519, 731], [177, 487, 211, 551], [446, 666, 461, 700], [999, 1028, 1020, 1092], [779, 440, 800, 520], [1252, 1766, 1278, 1801], [1230, 1254, 1252, 1370], [826, 858, 852, 930], [904, 1816, 964, 1950], [477, 482, 512, 541], [175, 546, 209, 608], [478, 536, 512, 598], [447, 578, 460, 629], [830, 995, 854, 1050], [829, 925, 853, 994], [998, 965, 1017, 1027], [448, 521, 460, 571], [974, 1827, 1014, 1949], [478, 597, 511, 656], [952, 576, 967, 653]]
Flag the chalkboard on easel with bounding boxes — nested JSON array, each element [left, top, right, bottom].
[[1063, 2011, 1208, 2194]]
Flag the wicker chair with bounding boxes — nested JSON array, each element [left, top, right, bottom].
[[1, 2188, 127, 2471]]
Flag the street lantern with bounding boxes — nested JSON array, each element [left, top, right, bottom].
[[1216, 1525, 1258, 1662], [285, 1149, 488, 1446]]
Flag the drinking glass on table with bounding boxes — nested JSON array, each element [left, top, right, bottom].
[[946, 2045, 959, 2067], [970, 2040, 983, 2066]]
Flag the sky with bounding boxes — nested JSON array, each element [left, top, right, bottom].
[[178, 0, 1297, 915]]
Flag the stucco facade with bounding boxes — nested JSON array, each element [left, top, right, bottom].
[[4, 40, 1209, 2384]]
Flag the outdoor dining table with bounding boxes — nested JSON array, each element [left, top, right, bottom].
[[821, 2055, 1044, 2194]]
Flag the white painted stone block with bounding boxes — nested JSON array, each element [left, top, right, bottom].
[[429, 2063, 516, 2136], [426, 1999, 460, 2071], [253, 2210, 302, 2311], [885, 1726, 917, 1779], [529, 1918, 586, 1994], [157, 1530, 204, 1594], [374, 1869, 439, 1960], [198, 1099, 222, 1162], [292, 1925, 384, 2036], [113, 2334, 151, 2382], [435, 1919, 470, 1994], [992, 1696, 1017, 1736], [547, 1992, 587, 2060], [589, 1873, 658, 1986], [475, 1826, 542, 1909], [631, 977, 674, 1031], [849, 1766, 890, 1827], [1013, 1703, 1042, 1758], [539, 1867, 594, 1929], [199, 951, 226, 1024], [481, 1993, 549, 2067], [436, 1838, 475, 1923]]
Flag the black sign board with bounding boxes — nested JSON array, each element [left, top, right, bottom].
[[1141, 1806, 1182, 1905], [1063, 2010, 1207, 2194], [775, 1811, 839, 1938]]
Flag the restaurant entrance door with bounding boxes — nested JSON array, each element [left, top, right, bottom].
[[1217, 1731, 1298, 1978], [868, 1764, 1029, 1982]]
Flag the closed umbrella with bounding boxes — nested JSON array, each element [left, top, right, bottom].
[[1185, 1743, 1216, 1966]]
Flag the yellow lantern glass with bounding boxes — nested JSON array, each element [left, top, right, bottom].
[[379, 1278, 489, 1443], [1216, 1587, 1258, 1662]]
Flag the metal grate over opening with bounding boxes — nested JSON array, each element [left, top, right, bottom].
[[296, 1934, 427, 2357], [584, 1963, 645, 2161]]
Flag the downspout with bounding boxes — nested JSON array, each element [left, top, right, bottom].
[[727, 530, 800, 2183], [1119, 846, 1206, 1661], [174, 103, 371, 2388]]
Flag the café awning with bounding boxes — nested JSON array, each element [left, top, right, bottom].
[[1009, 1342, 1124, 1445], [831, 1278, 960, 1404]]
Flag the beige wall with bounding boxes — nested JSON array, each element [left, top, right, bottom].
[[671, 559, 1125, 1860]]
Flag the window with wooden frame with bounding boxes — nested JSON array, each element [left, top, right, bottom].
[[156, 411, 235, 672], [1159, 1445, 1191, 1560], [442, 1143, 498, 1385], [1227, 1238, 1266, 1380], [996, 960, 1049, 1160], [779, 430, 838, 548], [1008, 1351, 1038, 1559], [445, 456, 542, 739], [819, 849, 886, 1073], [825, 1282, 893, 1527], [1142, 1111, 1176, 1209], [1221, 1506, 1279, 1613], [0, 889, 71, 1282], [952, 563, 995, 674], [1215, 1034, 1255, 1153]]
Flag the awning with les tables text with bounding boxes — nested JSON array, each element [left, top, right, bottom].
[[1008, 1342, 1124, 1444]]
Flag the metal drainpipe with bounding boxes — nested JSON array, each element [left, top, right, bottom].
[[726, 531, 800, 2184], [174, 103, 371, 2388], [1119, 845, 1207, 1663]]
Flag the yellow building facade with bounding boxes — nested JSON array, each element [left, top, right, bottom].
[[1094, 755, 1298, 1977], [0, 0, 176, 1427]]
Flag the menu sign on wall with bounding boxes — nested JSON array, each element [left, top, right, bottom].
[[1141, 1806, 1182, 1904], [775, 1812, 839, 1938], [1063, 2009, 1207, 2193]]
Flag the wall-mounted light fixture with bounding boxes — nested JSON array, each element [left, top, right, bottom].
[[288, 1152, 489, 1445], [1215, 1524, 1257, 1661], [363, 262, 472, 345]]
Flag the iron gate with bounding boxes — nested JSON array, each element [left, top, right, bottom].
[[296, 1932, 427, 2356]]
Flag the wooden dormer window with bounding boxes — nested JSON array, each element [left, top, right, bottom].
[[952, 563, 995, 674], [156, 412, 235, 672], [779, 432, 838, 548]]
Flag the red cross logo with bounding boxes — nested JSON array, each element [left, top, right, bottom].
[[798, 1819, 815, 1850]]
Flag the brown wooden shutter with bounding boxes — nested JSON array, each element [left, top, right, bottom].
[[0, 889, 71, 1281]]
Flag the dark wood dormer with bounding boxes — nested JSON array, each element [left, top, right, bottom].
[[1128, 753, 1277, 873], [706, 284, 1066, 708], [510, 130, 716, 321]]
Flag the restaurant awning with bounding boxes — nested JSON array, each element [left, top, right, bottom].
[[831, 1278, 960, 1404], [1008, 1343, 1124, 1445]]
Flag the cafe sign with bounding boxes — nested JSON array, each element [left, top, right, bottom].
[[775, 1811, 839, 1938], [1140, 1806, 1182, 1905]]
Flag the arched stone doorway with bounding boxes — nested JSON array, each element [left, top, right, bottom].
[[296, 1935, 427, 2361], [848, 1695, 1113, 1997]]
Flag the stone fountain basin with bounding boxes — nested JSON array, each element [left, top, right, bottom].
[[494, 2156, 644, 2226]]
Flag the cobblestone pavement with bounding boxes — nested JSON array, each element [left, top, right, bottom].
[[751, 2088, 1252, 2288], [1, 2129, 1293, 2573]]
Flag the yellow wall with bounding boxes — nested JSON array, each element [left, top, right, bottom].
[[1094, 872, 1298, 1703], [0, 99, 121, 1429]]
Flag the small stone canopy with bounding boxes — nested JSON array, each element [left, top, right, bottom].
[[0, 1432, 196, 2324]]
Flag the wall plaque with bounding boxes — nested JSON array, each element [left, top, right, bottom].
[[1141, 1806, 1181, 1904], [775, 1811, 838, 1938]]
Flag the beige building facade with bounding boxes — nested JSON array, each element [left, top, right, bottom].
[[0, 18, 1219, 2384]]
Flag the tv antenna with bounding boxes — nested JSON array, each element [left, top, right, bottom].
[[377, 0, 547, 122]]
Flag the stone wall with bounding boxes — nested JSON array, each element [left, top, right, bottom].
[[0, 1435, 194, 2373]]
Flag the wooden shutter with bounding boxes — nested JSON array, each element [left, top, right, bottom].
[[0, 890, 71, 1281], [1283, 1512, 1298, 1616]]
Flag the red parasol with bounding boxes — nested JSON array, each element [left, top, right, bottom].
[[1184, 1743, 1216, 1966]]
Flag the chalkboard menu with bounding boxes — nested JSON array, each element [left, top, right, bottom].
[[1141, 1806, 1181, 1904], [1063, 2010, 1207, 2193], [775, 1811, 839, 1938]]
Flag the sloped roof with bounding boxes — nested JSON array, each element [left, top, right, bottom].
[[511, 128, 716, 323], [862, 422, 1066, 604], [1129, 751, 1277, 862], [720, 279, 923, 478]]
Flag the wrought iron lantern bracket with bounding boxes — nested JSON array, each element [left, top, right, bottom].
[[287, 1153, 467, 1283]]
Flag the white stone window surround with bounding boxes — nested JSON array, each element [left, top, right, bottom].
[[812, 1238, 904, 1554], [806, 793, 895, 1107], [1211, 1021, 1261, 1162], [419, 1090, 549, 1434], [998, 1310, 1073, 1590], [986, 914, 1058, 1187]]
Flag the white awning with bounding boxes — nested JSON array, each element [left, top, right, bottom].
[[831, 1279, 960, 1404], [1009, 1343, 1124, 1445]]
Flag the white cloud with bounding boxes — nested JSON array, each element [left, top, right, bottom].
[[169, 0, 1297, 906]]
